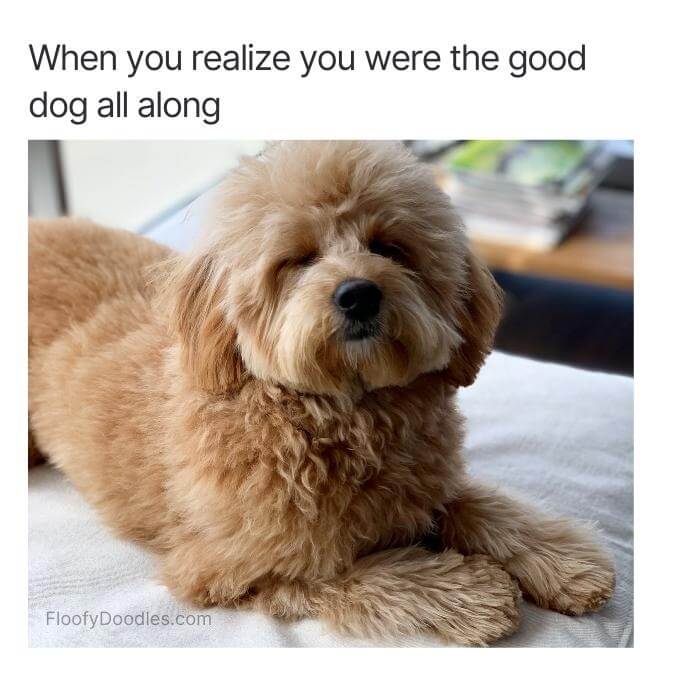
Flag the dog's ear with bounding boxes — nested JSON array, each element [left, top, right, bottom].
[[444, 249, 504, 388], [169, 253, 245, 393]]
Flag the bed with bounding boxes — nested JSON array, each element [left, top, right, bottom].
[[28, 206, 633, 647]]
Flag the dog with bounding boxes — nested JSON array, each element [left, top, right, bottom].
[[28, 141, 614, 645]]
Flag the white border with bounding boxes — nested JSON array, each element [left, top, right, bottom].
[[5, 0, 673, 668]]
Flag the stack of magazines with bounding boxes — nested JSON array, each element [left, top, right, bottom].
[[435, 140, 615, 250]]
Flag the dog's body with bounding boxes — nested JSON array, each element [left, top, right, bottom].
[[29, 142, 614, 645]]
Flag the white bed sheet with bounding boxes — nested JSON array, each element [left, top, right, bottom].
[[29, 349, 633, 647]]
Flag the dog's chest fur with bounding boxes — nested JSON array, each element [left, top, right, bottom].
[[165, 374, 466, 580]]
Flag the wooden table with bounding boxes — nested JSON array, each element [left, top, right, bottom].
[[470, 189, 634, 291]]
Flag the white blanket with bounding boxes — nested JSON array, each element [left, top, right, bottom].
[[28, 351, 633, 647]]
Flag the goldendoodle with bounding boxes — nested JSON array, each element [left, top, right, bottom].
[[28, 141, 614, 645]]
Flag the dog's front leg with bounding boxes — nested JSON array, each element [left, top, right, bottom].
[[439, 481, 615, 615], [158, 542, 254, 608], [250, 547, 520, 646]]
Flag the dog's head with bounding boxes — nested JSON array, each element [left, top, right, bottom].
[[170, 141, 503, 396]]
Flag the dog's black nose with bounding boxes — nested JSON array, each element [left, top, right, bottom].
[[333, 278, 382, 322]]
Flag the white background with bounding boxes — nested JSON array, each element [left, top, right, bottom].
[[58, 140, 263, 230], [3, 0, 672, 669]]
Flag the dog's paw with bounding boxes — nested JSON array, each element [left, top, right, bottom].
[[507, 544, 615, 616], [430, 554, 521, 646]]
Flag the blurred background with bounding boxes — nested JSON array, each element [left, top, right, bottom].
[[28, 140, 634, 376]]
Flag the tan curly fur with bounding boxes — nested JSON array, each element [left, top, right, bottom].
[[28, 141, 614, 645]]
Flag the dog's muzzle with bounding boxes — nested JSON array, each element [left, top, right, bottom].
[[333, 278, 382, 340]]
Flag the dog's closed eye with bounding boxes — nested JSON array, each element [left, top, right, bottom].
[[296, 252, 318, 267], [276, 252, 318, 276], [368, 239, 408, 265]]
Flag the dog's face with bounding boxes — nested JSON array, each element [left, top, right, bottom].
[[172, 142, 503, 396]]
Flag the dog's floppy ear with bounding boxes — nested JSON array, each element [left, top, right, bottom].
[[444, 249, 504, 388], [169, 252, 245, 393]]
